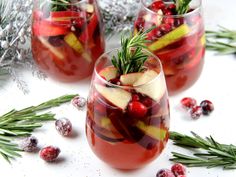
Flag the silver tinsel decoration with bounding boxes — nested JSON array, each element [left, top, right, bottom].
[[0, 0, 45, 93]]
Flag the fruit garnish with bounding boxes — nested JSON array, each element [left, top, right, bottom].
[[148, 24, 190, 52], [94, 84, 132, 110], [64, 32, 91, 62], [111, 28, 153, 75], [120, 72, 143, 85], [99, 66, 118, 81]]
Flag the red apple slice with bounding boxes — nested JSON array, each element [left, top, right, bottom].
[[133, 70, 166, 101], [99, 66, 118, 81], [95, 84, 131, 110], [120, 72, 143, 86]]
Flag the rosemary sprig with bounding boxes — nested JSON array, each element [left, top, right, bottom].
[[111, 29, 153, 75], [50, 0, 70, 12], [206, 26, 236, 55], [0, 94, 77, 162], [170, 131, 236, 169], [174, 0, 192, 15]]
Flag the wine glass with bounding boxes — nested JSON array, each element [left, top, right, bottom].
[[134, 0, 205, 95], [86, 48, 170, 169], [31, 0, 105, 82]]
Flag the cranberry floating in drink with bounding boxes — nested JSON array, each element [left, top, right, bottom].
[[86, 31, 170, 169], [134, 0, 205, 94], [31, 0, 105, 82]]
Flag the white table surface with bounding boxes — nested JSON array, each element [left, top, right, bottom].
[[1, 0, 236, 176]]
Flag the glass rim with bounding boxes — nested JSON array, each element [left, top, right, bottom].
[[94, 47, 165, 90], [45, 0, 87, 6], [140, 0, 202, 18]]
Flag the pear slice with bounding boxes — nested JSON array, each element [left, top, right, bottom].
[[148, 24, 190, 52], [136, 121, 167, 141], [95, 84, 131, 110], [99, 66, 118, 81], [120, 72, 143, 86], [133, 70, 166, 101]]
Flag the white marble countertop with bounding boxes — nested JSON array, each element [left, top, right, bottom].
[[1, 0, 236, 176]]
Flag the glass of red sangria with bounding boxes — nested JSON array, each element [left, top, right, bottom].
[[31, 0, 105, 82], [86, 31, 170, 169], [134, 0, 205, 95]]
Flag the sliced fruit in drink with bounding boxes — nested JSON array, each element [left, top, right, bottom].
[[81, 4, 94, 13], [38, 37, 64, 60], [134, 70, 166, 101], [148, 24, 190, 52], [120, 72, 143, 86], [99, 66, 118, 81], [94, 84, 132, 110], [64, 32, 91, 63]]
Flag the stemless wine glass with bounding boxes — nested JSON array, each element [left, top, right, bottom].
[[31, 0, 105, 82], [134, 0, 205, 95], [86, 48, 170, 169]]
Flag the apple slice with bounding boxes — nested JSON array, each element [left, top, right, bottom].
[[38, 37, 64, 60], [133, 70, 166, 101], [136, 121, 167, 141], [148, 24, 190, 52], [99, 66, 118, 81], [120, 72, 143, 86], [95, 84, 131, 110]]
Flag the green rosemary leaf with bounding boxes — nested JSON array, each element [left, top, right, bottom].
[[175, 0, 192, 14]]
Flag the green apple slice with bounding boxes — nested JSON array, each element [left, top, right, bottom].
[[133, 70, 166, 101], [38, 37, 64, 60], [95, 84, 131, 110], [136, 121, 167, 141], [148, 24, 190, 52], [99, 66, 118, 81], [120, 72, 143, 85]]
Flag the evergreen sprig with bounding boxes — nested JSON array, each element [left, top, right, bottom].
[[170, 131, 236, 169], [174, 0, 192, 15], [50, 0, 70, 12], [111, 29, 153, 75], [0, 94, 77, 162]]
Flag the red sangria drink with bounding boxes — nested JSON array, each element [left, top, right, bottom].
[[134, 0, 205, 94], [31, 0, 105, 82], [86, 32, 170, 169]]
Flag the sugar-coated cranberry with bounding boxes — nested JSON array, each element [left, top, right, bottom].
[[128, 101, 147, 118], [20, 136, 38, 152], [71, 96, 87, 110], [132, 94, 140, 101], [171, 163, 187, 176], [200, 100, 214, 115], [181, 97, 197, 109], [150, 1, 165, 11], [190, 106, 202, 119], [109, 78, 121, 85], [40, 146, 60, 162], [55, 118, 73, 136], [156, 169, 175, 177]]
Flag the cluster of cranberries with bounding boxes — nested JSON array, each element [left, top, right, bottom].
[[156, 163, 187, 177], [181, 97, 214, 119]]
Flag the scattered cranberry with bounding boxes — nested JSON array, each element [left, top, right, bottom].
[[150, 1, 165, 11], [71, 96, 87, 110], [55, 118, 73, 136], [181, 97, 197, 109], [171, 163, 187, 176], [200, 100, 214, 115], [156, 169, 175, 177], [20, 136, 38, 152], [40, 146, 60, 162], [190, 106, 202, 119], [132, 94, 140, 101], [128, 101, 147, 118]]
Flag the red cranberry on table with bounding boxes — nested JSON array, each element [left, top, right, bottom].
[[128, 101, 147, 118], [181, 97, 197, 109], [171, 163, 187, 176], [156, 169, 175, 177], [40, 146, 61, 162], [200, 100, 214, 115], [190, 105, 202, 119]]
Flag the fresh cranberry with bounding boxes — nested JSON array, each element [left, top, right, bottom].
[[109, 78, 121, 85], [164, 17, 175, 26], [142, 97, 153, 107], [135, 18, 145, 31], [75, 17, 85, 28], [200, 100, 214, 115], [40, 146, 60, 162], [156, 169, 175, 177], [163, 9, 173, 16], [190, 106, 202, 119], [150, 1, 165, 12], [160, 24, 172, 34], [147, 27, 163, 40], [128, 101, 147, 118], [171, 163, 187, 176], [167, 4, 176, 11], [181, 97, 197, 109], [132, 94, 140, 101]]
